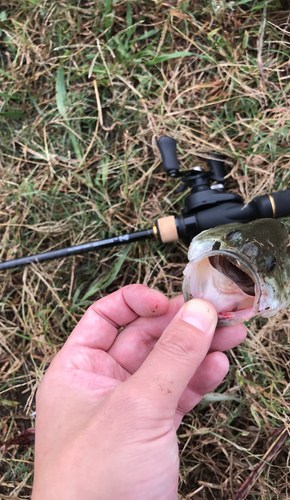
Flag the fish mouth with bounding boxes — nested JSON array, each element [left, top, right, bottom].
[[183, 249, 261, 326]]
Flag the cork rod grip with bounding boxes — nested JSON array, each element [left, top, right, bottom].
[[155, 215, 179, 243]]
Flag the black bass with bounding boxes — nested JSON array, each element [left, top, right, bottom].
[[183, 219, 290, 326]]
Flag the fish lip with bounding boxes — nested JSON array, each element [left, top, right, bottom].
[[185, 248, 261, 320]]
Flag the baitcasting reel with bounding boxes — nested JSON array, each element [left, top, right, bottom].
[[0, 136, 289, 270]]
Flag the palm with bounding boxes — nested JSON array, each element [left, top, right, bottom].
[[57, 344, 182, 500]]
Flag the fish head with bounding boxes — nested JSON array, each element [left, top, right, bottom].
[[183, 219, 290, 326]]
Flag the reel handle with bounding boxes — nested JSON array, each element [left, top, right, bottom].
[[207, 154, 226, 183], [157, 136, 179, 177]]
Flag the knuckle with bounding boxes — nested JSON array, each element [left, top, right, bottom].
[[158, 325, 200, 359]]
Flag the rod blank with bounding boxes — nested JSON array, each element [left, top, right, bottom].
[[0, 229, 155, 270]]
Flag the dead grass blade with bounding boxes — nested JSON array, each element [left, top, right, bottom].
[[233, 424, 290, 500]]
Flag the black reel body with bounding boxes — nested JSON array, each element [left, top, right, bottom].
[[156, 136, 290, 245], [157, 136, 242, 219]]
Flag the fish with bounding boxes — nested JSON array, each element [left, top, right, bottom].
[[183, 219, 290, 326]]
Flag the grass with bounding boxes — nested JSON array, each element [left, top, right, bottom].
[[0, 0, 290, 498]]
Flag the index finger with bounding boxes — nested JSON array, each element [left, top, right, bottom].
[[65, 284, 169, 351]]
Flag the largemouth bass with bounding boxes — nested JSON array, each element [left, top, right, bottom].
[[183, 219, 290, 326]]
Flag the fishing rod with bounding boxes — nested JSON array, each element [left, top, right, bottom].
[[1, 136, 290, 271]]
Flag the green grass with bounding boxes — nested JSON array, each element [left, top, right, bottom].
[[0, 0, 290, 498]]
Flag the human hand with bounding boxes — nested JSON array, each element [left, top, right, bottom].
[[32, 284, 246, 500]]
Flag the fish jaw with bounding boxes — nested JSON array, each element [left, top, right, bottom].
[[183, 249, 261, 326]]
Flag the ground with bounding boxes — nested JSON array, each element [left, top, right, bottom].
[[0, 1, 290, 499]]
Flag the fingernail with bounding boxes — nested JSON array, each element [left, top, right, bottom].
[[181, 299, 217, 334]]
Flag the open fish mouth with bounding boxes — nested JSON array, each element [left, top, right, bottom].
[[183, 250, 261, 325]]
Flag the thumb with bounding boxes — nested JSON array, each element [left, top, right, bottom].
[[130, 299, 218, 413]]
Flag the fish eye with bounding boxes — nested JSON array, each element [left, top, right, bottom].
[[265, 255, 276, 272], [212, 241, 221, 250], [225, 230, 242, 241]]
